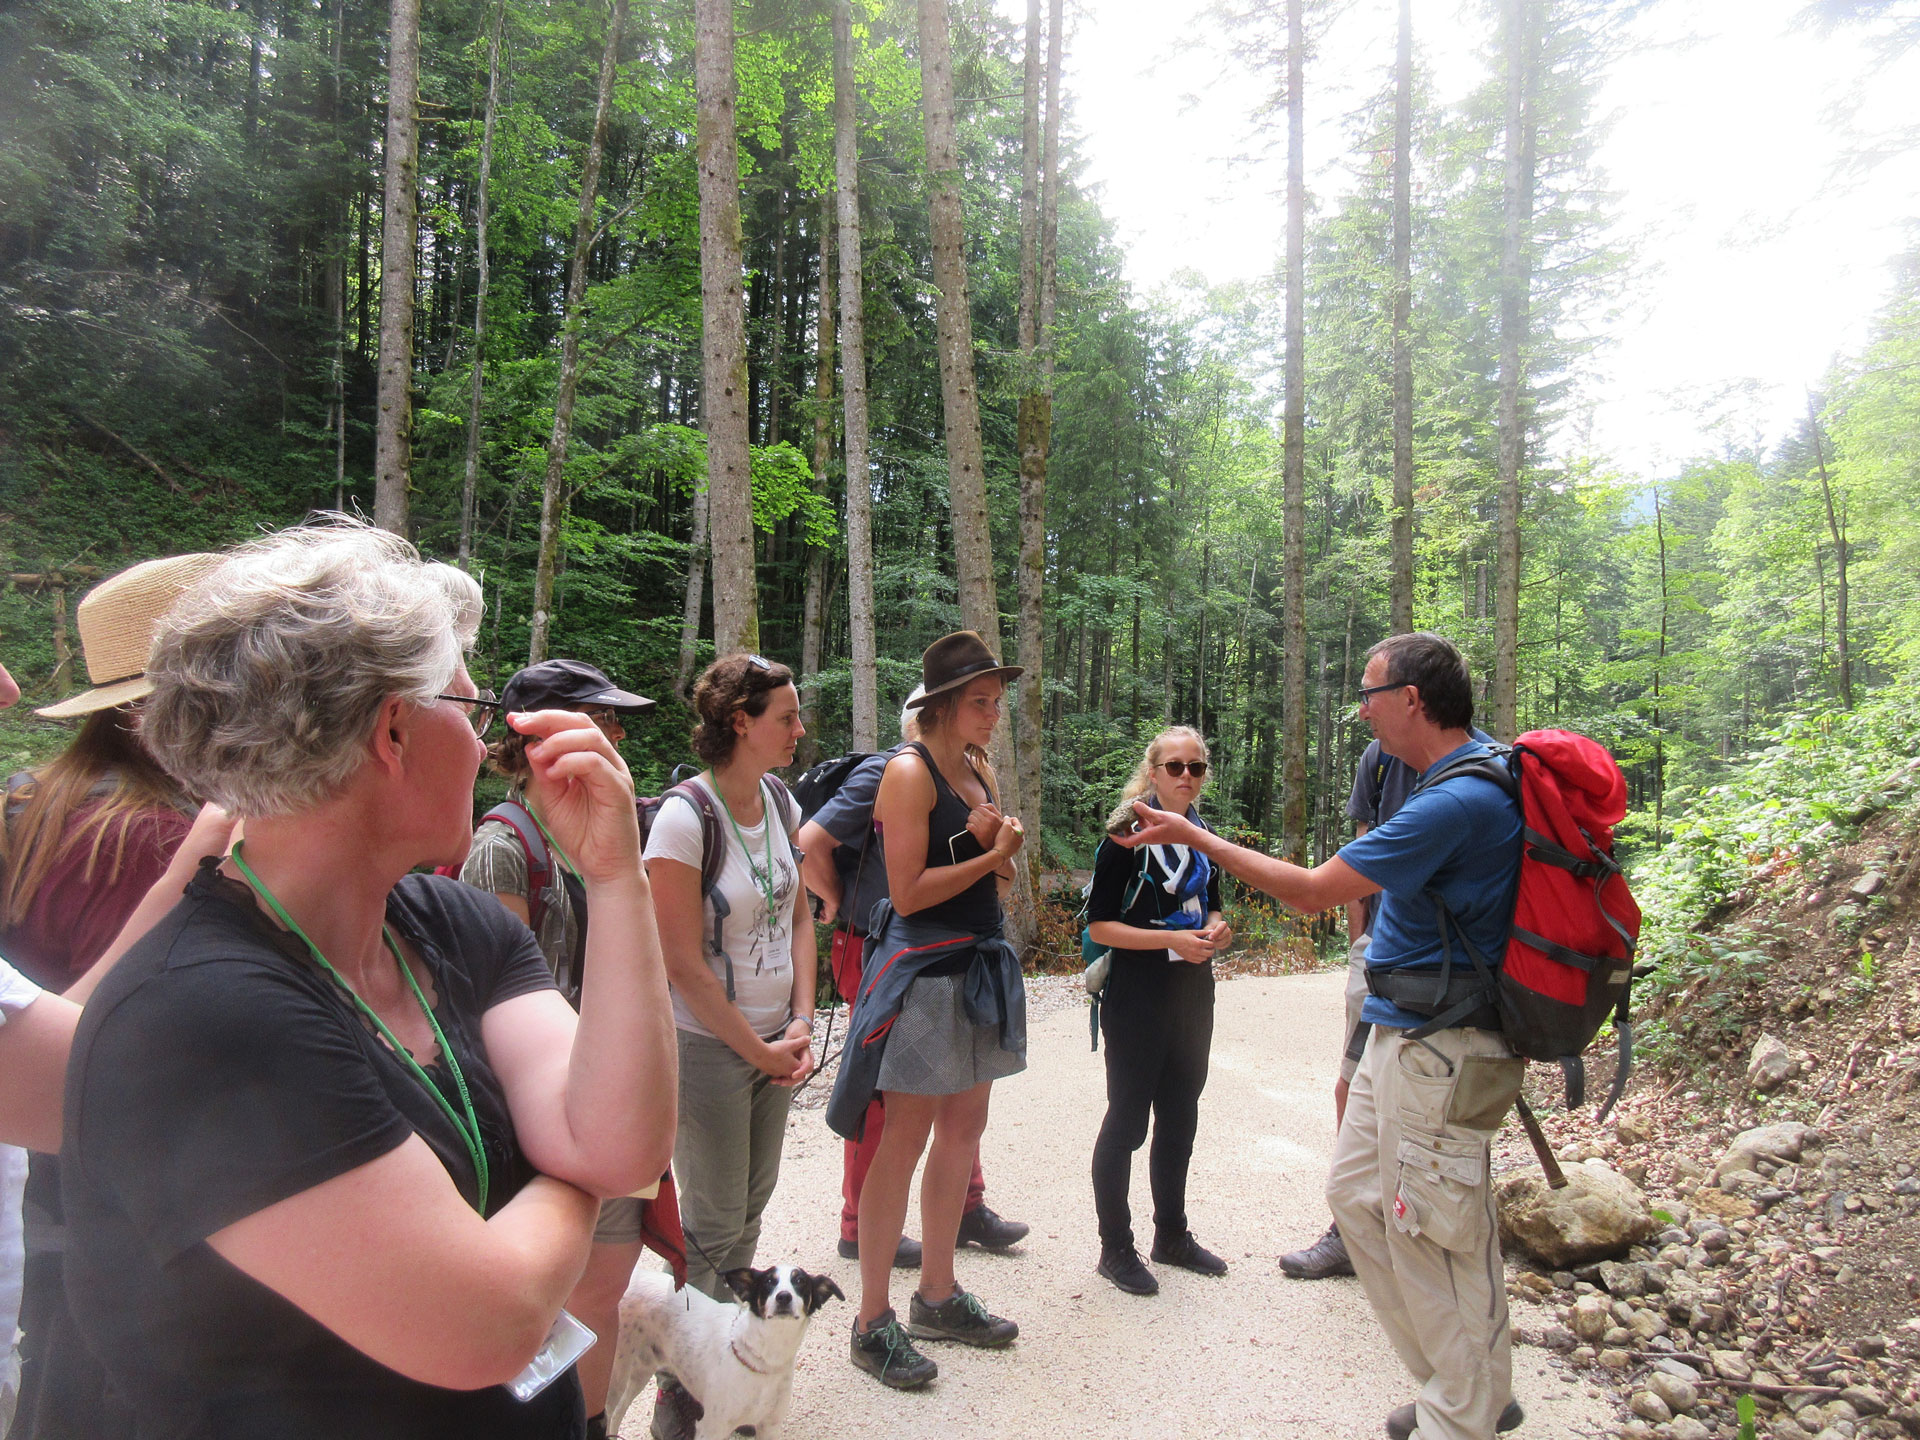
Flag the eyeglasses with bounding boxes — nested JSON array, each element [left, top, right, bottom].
[[1158, 760, 1208, 779], [1356, 680, 1409, 707], [434, 690, 504, 738]]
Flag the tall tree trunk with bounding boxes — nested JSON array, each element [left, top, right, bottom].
[[458, 0, 505, 569], [833, 0, 879, 749], [678, 481, 710, 696], [697, 0, 759, 656], [1491, 0, 1540, 740], [797, 195, 835, 767], [1389, 0, 1414, 635], [1279, 0, 1308, 865], [919, 0, 1033, 942], [917, 0, 998, 650], [331, 0, 348, 514], [1652, 489, 1668, 847], [1807, 394, 1851, 708], [528, 0, 626, 665], [373, 0, 422, 535], [1013, 0, 1058, 885]]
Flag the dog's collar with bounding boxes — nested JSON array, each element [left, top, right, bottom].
[[730, 1339, 774, 1375]]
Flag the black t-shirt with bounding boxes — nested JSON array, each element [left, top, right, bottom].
[[1087, 825, 1225, 967], [62, 861, 581, 1440]]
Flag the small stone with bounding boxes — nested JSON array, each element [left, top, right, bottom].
[[1668, 1418, 1711, 1440], [1601, 1260, 1648, 1296], [1630, 1388, 1674, 1423], [1713, 1349, 1754, 1381], [1629, 1309, 1671, 1341], [1647, 1370, 1699, 1413], [1852, 871, 1887, 898], [1750, 1035, 1797, 1093], [1568, 1344, 1596, 1365], [1841, 1388, 1891, 1418], [1599, 1347, 1632, 1370], [1543, 1324, 1576, 1350], [1571, 1294, 1612, 1342]]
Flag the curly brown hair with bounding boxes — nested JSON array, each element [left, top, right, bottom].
[[691, 654, 795, 766]]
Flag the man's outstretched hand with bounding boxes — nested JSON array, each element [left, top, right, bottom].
[[1117, 800, 1206, 851]]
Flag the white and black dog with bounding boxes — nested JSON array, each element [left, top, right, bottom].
[[604, 1265, 844, 1440]]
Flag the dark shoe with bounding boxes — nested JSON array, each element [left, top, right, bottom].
[[1151, 1230, 1228, 1277], [907, 1285, 1019, 1347], [837, 1234, 924, 1269], [586, 1414, 609, 1440], [1096, 1245, 1159, 1296], [850, 1310, 938, 1389], [1385, 1398, 1524, 1440], [956, 1203, 1030, 1251], [1280, 1221, 1355, 1279]]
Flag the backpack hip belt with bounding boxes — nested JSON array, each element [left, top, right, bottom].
[[1365, 966, 1501, 1032]]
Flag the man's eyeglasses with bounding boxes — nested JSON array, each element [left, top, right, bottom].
[[1356, 680, 1409, 707], [1158, 760, 1208, 779], [434, 690, 504, 738]]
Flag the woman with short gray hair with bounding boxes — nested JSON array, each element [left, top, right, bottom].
[[61, 518, 678, 1439]]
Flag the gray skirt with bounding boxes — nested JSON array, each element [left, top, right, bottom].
[[875, 971, 1027, 1095]]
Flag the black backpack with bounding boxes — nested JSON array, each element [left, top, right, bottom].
[[791, 752, 878, 821]]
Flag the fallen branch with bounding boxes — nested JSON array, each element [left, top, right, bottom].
[[71, 414, 183, 493]]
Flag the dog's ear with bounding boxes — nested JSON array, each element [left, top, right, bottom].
[[802, 1271, 846, 1314], [721, 1268, 759, 1307]]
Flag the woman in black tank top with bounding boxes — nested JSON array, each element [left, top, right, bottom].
[[849, 632, 1027, 1388]]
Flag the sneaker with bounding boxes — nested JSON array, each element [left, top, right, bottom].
[[1151, 1229, 1228, 1277], [849, 1310, 938, 1389], [956, 1203, 1030, 1251], [1096, 1245, 1159, 1296], [907, 1285, 1019, 1348], [1280, 1221, 1355, 1279], [837, 1234, 925, 1269], [1385, 1398, 1524, 1439]]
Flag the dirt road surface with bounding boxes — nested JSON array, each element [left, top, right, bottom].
[[618, 970, 1617, 1439]]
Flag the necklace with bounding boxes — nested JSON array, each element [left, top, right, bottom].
[[711, 773, 780, 934], [228, 843, 490, 1213]]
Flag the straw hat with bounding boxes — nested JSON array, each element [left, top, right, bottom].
[[36, 553, 224, 719]]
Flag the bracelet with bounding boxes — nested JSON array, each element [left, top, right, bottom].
[[790, 1014, 815, 1034]]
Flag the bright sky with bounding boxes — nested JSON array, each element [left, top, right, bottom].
[[1007, 0, 1920, 477]]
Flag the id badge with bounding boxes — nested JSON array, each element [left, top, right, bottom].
[[504, 1308, 597, 1402]]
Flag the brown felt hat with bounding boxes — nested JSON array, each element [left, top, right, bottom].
[[35, 553, 224, 719], [903, 630, 1022, 709]]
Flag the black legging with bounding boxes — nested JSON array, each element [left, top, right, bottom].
[[1091, 950, 1215, 1251]]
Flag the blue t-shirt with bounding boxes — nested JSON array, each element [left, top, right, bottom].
[[1339, 739, 1522, 1029], [810, 750, 897, 936]]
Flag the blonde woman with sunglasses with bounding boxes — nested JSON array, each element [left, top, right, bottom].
[[1086, 726, 1233, 1296]]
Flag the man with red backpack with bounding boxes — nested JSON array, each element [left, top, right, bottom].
[[1123, 633, 1526, 1440]]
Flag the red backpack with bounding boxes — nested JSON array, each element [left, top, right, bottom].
[[1411, 730, 1643, 1117]]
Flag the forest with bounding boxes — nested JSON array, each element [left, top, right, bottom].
[[2, 0, 1915, 950]]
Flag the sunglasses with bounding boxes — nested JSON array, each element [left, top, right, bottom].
[[434, 690, 504, 738], [745, 653, 773, 672], [1159, 760, 1208, 779]]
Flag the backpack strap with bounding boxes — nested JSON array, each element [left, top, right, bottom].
[[483, 799, 552, 936]]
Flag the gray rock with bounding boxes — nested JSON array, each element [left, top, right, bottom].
[[1629, 1388, 1673, 1423], [1497, 1161, 1658, 1267], [1599, 1259, 1647, 1296], [1840, 1388, 1890, 1418], [1667, 1418, 1710, 1440], [1717, 1121, 1820, 1180], [1646, 1370, 1699, 1413], [1851, 871, 1887, 898], [1652, 1357, 1703, 1381], [1712, 1349, 1754, 1381], [1750, 1034, 1796, 1092]]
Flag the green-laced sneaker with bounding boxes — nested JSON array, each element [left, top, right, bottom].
[[907, 1286, 1019, 1348], [850, 1310, 938, 1389]]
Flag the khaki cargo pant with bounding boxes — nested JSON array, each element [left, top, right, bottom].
[[1326, 1022, 1523, 1440]]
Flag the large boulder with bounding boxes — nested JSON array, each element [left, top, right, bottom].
[[1747, 1034, 1794, 1093], [1713, 1121, 1820, 1181], [1496, 1161, 1658, 1268]]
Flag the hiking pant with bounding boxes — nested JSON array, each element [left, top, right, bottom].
[[1327, 1024, 1519, 1440], [1091, 952, 1214, 1251], [832, 928, 984, 1243], [674, 1030, 793, 1301]]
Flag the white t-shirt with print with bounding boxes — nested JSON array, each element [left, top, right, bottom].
[[644, 777, 798, 1041], [0, 957, 43, 1433]]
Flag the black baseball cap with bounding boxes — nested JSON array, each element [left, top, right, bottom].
[[501, 659, 655, 716]]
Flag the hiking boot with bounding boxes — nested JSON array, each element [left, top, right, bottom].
[[907, 1285, 1019, 1347], [837, 1234, 924, 1269], [1096, 1245, 1159, 1296], [956, 1203, 1030, 1251], [648, 1375, 701, 1440], [1151, 1230, 1228, 1277], [1385, 1398, 1524, 1439], [849, 1310, 938, 1389], [1280, 1221, 1355, 1279]]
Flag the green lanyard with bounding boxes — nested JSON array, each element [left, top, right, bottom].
[[229, 843, 490, 1213], [711, 775, 780, 933], [521, 799, 583, 885]]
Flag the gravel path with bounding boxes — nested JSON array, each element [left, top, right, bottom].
[[619, 970, 1619, 1438]]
